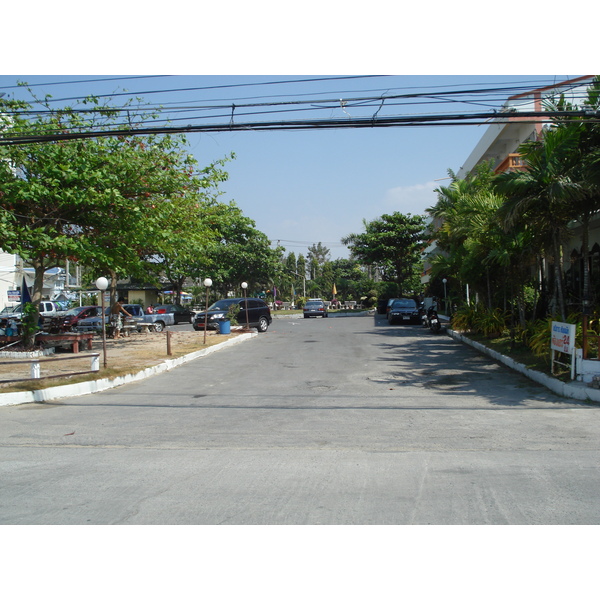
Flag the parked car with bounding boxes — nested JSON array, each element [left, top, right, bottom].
[[385, 298, 401, 316], [193, 298, 272, 332], [75, 304, 176, 333], [303, 300, 328, 318], [48, 305, 102, 333], [387, 298, 420, 325], [152, 304, 195, 324], [0, 301, 67, 331]]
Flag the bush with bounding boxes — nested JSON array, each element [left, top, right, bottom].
[[451, 304, 508, 338], [226, 303, 240, 325]]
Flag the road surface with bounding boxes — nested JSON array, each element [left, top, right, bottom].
[[1, 313, 600, 524]]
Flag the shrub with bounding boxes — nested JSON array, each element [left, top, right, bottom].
[[451, 304, 508, 338]]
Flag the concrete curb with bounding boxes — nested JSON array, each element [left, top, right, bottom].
[[447, 328, 600, 404], [0, 331, 257, 407]]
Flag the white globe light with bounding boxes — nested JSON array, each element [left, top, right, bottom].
[[241, 282, 248, 289], [203, 278, 212, 287], [96, 277, 109, 291]]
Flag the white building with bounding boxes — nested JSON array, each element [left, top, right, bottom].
[[0, 250, 75, 308]]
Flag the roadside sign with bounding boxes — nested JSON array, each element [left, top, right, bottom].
[[551, 321, 576, 379]]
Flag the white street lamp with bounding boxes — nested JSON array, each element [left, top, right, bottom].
[[442, 278, 448, 315], [241, 282, 249, 330], [95, 277, 109, 368], [203, 278, 212, 344]]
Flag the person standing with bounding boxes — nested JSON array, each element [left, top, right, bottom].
[[110, 298, 132, 339]]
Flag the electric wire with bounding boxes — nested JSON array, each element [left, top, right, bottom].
[[1, 77, 596, 145]]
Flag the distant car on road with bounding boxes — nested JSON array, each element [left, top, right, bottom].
[[303, 300, 328, 318], [193, 298, 272, 332], [152, 304, 195, 324], [387, 298, 420, 325]]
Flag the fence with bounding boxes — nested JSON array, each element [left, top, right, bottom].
[[0, 353, 100, 384]]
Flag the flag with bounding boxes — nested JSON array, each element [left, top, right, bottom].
[[332, 283, 337, 296], [21, 276, 32, 303]]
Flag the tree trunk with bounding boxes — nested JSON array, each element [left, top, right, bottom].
[[580, 210, 591, 312], [109, 270, 118, 306], [552, 234, 566, 320], [21, 258, 45, 349]]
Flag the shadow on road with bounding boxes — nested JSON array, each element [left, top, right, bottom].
[[363, 314, 593, 409]]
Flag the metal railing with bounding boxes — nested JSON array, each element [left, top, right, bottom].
[[0, 353, 100, 384]]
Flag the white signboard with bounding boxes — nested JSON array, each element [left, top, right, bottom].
[[7, 290, 20, 302], [551, 321, 576, 353]]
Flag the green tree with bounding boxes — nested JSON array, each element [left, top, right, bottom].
[[342, 212, 427, 296], [0, 90, 223, 336], [546, 77, 600, 308], [494, 125, 582, 320], [201, 202, 282, 297], [306, 242, 330, 279]]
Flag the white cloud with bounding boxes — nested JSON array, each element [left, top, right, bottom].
[[383, 181, 439, 215]]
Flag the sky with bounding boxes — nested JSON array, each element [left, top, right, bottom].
[[0, 73, 587, 262]]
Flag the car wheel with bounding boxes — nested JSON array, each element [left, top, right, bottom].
[[304, 315, 309, 318], [153, 321, 165, 332], [257, 316, 269, 332]]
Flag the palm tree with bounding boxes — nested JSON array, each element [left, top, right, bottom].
[[549, 77, 600, 309], [494, 125, 582, 320]]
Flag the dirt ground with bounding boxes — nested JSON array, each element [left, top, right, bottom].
[[0, 328, 241, 392]]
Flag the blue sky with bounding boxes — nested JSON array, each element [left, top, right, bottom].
[[2, 73, 582, 260]]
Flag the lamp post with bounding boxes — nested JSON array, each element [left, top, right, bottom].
[[203, 278, 212, 344], [241, 282, 250, 330], [95, 277, 109, 369], [442, 278, 448, 315]]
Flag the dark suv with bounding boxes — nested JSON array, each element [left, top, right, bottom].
[[193, 298, 272, 332]]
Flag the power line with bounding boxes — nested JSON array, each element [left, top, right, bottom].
[[0, 75, 173, 91], [38, 75, 391, 104], [1, 109, 597, 146]]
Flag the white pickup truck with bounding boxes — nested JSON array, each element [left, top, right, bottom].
[[0, 301, 66, 322], [74, 304, 176, 333]]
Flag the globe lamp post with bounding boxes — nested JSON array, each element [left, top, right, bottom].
[[241, 282, 250, 330], [203, 278, 212, 344], [95, 277, 109, 368], [442, 278, 448, 315]]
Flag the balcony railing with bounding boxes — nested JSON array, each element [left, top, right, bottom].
[[494, 154, 527, 174]]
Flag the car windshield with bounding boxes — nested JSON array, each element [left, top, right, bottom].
[[392, 299, 416, 308], [305, 302, 323, 308], [207, 299, 238, 311]]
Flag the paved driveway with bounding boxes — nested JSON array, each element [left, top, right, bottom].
[[1, 314, 600, 524]]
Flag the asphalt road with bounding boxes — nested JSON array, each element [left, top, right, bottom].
[[2, 313, 600, 524]]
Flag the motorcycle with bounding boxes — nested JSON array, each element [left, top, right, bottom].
[[419, 302, 428, 328], [426, 305, 442, 334]]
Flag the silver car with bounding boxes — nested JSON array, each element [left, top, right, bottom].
[[303, 300, 328, 318]]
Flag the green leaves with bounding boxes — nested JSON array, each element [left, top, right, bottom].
[[342, 212, 427, 293]]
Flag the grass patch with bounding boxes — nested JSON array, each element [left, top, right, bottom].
[[452, 329, 576, 380]]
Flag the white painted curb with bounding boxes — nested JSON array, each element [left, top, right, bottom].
[[447, 329, 600, 404], [0, 332, 257, 407]]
